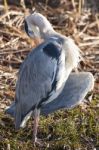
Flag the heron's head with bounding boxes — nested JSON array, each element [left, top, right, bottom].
[[24, 12, 54, 39]]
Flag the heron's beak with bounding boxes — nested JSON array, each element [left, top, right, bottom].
[[33, 37, 43, 45]]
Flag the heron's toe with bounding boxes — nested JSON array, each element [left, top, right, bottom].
[[33, 137, 45, 147]]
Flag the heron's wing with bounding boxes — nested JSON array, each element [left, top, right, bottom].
[[41, 72, 94, 115], [6, 72, 94, 119], [15, 40, 62, 128]]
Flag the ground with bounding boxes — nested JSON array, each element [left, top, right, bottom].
[[0, 0, 99, 150]]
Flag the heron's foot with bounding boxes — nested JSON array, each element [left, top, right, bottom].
[[33, 137, 44, 147]]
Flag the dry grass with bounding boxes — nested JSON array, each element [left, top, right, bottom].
[[0, 0, 99, 149]]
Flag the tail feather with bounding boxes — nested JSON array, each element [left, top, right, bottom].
[[15, 100, 22, 130], [5, 102, 15, 117]]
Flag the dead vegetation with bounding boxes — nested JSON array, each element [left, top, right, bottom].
[[0, 0, 99, 149]]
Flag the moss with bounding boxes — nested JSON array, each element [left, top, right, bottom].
[[0, 96, 98, 150]]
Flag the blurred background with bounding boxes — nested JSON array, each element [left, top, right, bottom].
[[0, 0, 99, 150]]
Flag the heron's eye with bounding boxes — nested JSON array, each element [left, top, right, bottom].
[[28, 30, 34, 35]]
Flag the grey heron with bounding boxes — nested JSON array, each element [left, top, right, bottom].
[[6, 12, 94, 145]]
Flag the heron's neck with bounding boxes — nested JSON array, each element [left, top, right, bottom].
[[40, 29, 62, 40]]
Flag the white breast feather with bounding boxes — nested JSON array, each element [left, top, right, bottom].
[[64, 37, 81, 68], [43, 37, 81, 105]]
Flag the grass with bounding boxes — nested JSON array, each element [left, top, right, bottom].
[[0, 94, 98, 150]]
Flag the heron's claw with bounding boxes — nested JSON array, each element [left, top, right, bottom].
[[33, 137, 44, 147]]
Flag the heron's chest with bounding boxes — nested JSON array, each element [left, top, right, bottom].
[[56, 50, 67, 90], [44, 50, 67, 105]]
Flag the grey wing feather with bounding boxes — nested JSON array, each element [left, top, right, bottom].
[[6, 72, 94, 119], [15, 40, 61, 129], [41, 72, 94, 115]]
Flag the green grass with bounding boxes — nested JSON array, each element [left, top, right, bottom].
[[0, 94, 99, 150]]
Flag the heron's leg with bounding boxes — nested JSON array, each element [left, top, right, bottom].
[[33, 108, 41, 145]]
